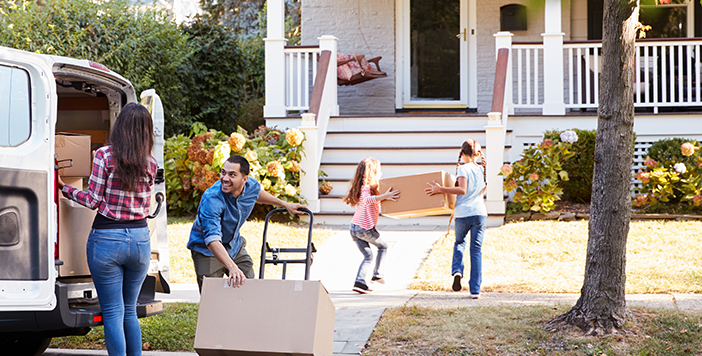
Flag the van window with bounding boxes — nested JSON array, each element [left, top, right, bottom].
[[0, 65, 31, 147]]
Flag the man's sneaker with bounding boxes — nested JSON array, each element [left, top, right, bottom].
[[352, 282, 373, 294], [470, 294, 480, 299], [452, 273, 462, 292], [371, 276, 386, 284]]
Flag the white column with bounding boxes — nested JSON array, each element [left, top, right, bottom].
[[318, 35, 339, 116], [494, 31, 514, 115], [299, 113, 320, 212], [263, 0, 287, 118], [484, 112, 505, 219], [541, 0, 566, 115]]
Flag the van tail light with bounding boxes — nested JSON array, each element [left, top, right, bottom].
[[54, 158, 60, 259]]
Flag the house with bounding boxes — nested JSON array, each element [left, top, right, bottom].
[[263, 0, 702, 227]]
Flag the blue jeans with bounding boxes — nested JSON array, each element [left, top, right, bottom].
[[87, 227, 151, 356], [453, 216, 487, 294], [350, 224, 388, 285]]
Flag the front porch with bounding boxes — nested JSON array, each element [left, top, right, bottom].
[[262, 0, 702, 226]]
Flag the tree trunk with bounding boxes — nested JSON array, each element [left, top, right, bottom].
[[547, 0, 638, 335]]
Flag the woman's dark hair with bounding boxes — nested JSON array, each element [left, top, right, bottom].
[[457, 139, 487, 186], [226, 155, 250, 175], [109, 103, 154, 191]]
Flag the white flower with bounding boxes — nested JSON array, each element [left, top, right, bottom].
[[560, 130, 578, 143], [674, 163, 687, 174]]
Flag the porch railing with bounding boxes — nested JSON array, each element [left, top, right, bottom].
[[509, 38, 702, 113], [284, 45, 321, 112]]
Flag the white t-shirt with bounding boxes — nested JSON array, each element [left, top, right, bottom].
[[453, 163, 487, 218]]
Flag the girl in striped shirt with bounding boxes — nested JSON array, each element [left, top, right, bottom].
[[343, 158, 400, 294]]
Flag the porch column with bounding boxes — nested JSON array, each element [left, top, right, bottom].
[[263, 0, 287, 118], [484, 112, 505, 221], [494, 32, 514, 115], [299, 113, 320, 212], [318, 35, 339, 116], [541, 0, 566, 115]]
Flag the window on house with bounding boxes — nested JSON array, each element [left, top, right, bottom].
[[0, 65, 31, 147], [588, 0, 700, 39], [640, 0, 693, 38]]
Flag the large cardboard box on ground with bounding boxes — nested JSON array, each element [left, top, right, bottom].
[[379, 171, 456, 218], [55, 133, 91, 177], [58, 183, 96, 276], [195, 278, 335, 356]]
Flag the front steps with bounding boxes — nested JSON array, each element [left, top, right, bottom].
[[312, 115, 510, 227]]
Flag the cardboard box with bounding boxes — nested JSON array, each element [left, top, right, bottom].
[[195, 278, 335, 356], [378, 171, 456, 218], [55, 133, 91, 177], [61, 177, 84, 191], [58, 196, 96, 277]]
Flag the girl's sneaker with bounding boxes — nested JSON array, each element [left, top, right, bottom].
[[452, 273, 462, 291], [371, 276, 386, 284], [352, 282, 373, 294]]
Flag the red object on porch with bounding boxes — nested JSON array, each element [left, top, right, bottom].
[[337, 53, 387, 86]]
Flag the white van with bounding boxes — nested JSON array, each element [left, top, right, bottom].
[[0, 45, 170, 355]]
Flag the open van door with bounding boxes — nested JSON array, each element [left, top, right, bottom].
[[140, 89, 170, 293], [0, 48, 58, 311]]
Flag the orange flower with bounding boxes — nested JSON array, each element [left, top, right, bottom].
[[285, 129, 304, 146], [267, 160, 284, 177], [529, 173, 539, 181], [228, 132, 246, 152], [288, 160, 301, 172]]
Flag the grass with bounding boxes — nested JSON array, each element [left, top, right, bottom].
[[50, 303, 199, 352], [412, 220, 702, 294], [363, 305, 702, 355]]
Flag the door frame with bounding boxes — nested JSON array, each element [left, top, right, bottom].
[[395, 0, 477, 109]]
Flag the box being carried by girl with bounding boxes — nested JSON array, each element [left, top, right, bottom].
[[378, 171, 456, 218]]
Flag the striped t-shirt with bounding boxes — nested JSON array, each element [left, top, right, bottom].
[[350, 185, 380, 230]]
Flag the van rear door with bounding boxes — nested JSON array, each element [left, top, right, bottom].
[[0, 49, 57, 311]]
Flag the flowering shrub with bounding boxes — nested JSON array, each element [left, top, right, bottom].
[[500, 133, 576, 213], [634, 140, 702, 211], [164, 124, 307, 216], [543, 128, 597, 203]]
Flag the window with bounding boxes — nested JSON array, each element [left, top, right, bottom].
[[640, 0, 693, 38], [0, 65, 31, 147]]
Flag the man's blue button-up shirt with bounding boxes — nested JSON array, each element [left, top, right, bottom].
[[187, 178, 261, 259]]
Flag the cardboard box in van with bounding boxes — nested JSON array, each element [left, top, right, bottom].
[[55, 133, 91, 177], [195, 278, 335, 356], [58, 195, 95, 277], [378, 171, 456, 218]]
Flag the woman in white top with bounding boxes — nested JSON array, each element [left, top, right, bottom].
[[426, 139, 487, 299]]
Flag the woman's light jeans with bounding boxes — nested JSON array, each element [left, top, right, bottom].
[[87, 227, 151, 356]]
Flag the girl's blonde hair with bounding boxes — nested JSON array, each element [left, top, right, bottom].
[[343, 157, 381, 207], [457, 139, 487, 186]]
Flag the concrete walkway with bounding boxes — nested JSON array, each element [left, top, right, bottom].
[[46, 224, 702, 356]]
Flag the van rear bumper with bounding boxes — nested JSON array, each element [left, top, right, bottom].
[[0, 276, 162, 338]]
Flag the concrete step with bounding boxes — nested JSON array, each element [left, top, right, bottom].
[[326, 116, 489, 131], [319, 163, 458, 179], [321, 146, 510, 163], [307, 212, 504, 228], [324, 131, 490, 147]]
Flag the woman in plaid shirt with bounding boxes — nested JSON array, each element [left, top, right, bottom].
[[59, 102, 157, 356]]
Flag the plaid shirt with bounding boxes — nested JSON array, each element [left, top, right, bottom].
[[62, 145, 157, 221]]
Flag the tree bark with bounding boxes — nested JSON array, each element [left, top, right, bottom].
[[547, 0, 638, 335]]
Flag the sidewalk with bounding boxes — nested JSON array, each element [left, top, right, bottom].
[[46, 224, 702, 356]]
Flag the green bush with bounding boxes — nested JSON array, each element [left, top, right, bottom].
[[544, 129, 596, 203], [501, 137, 575, 213], [164, 123, 306, 217], [0, 0, 193, 137], [634, 139, 702, 213]]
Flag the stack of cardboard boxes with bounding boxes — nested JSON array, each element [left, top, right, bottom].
[[55, 133, 94, 277]]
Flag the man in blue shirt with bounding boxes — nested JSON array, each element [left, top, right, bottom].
[[187, 155, 306, 292]]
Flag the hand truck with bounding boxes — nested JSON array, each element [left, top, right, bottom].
[[258, 208, 316, 280]]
